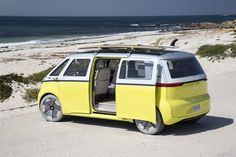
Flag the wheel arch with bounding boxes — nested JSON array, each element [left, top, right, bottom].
[[132, 107, 164, 124], [155, 106, 164, 122], [156, 101, 173, 125], [39, 93, 57, 104]]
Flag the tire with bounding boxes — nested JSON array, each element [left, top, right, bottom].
[[40, 94, 63, 122], [134, 109, 164, 135]]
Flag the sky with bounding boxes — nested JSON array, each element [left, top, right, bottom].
[[0, 0, 236, 16]]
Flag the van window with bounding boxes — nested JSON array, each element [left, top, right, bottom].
[[167, 57, 204, 78], [119, 60, 153, 80], [64, 59, 90, 76], [50, 59, 69, 76]]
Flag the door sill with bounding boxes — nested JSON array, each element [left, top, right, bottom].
[[93, 111, 116, 115]]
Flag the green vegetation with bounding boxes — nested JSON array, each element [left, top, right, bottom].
[[22, 88, 39, 102], [0, 67, 53, 102], [196, 44, 236, 62], [0, 84, 13, 102], [0, 73, 28, 84], [0, 74, 27, 102]]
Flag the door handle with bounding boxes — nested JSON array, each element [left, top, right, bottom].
[[53, 77, 58, 81]]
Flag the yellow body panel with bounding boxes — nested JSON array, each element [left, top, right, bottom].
[[116, 84, 156, 124], [38, 79, 210, 126], [157, 80, 210, 125], [58, 81, 90, 114], [37, 82, 59, 105]]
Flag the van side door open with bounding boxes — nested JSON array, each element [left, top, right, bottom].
[[116, 58, 157, 124]]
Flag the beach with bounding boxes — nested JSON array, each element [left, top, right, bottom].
[[0, 26, 236, 156], [1, 28, 236, 110]]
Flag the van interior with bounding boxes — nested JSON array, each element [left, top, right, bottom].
[[92, 58, 120, 113]]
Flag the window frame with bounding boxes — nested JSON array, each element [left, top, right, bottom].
[[59, 57, 93, 81], [49, 59, 70, 77], [63, 59, 91, 77], [117, 58, 157, 85]]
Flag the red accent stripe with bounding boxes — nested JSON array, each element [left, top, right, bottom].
[[156, 82, 184, 87], [156, 78, 207, 87]]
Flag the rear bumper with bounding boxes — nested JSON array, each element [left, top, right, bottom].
[[164, 110, 210, 125], [160, 95, 210, 125], [163, 109, 210, 125], [171, 94, 210, 118]]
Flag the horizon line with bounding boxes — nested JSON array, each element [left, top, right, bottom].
[[0, 14, 236, 18]]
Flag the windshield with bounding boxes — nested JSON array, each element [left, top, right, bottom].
[[167, 57, 204, 78]]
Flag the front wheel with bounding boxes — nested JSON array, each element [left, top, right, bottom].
[[40, 94, 63, 122], [134, 109, 164, 135]]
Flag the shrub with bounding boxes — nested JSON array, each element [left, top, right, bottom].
[[196, 44, 236, 62], [22, 88, 39, 102], [0, 83, 13, 102], [0, 74, 26, 102], [0, 73, 28, 84], [0, 67, 53, 101]]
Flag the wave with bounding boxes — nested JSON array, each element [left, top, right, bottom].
[[0, 34, 111, 47], [160, 24, 170, 27], [0, 40, 42, 47], [130, 23, 158, 27], [143, 24, 157, 27], [130, 24, 140, 27]]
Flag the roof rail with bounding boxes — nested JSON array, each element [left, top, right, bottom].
[[82, 44, 165, 51], [79, 39, 178, 51], [98, 44, 165, 51]]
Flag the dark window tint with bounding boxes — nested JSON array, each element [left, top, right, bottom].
[[64, 59, 90, 76], [119, 60, 153, 80], [167, 57, 204, 78], [119, 61, 127, 79], [109, 60, 120, 71], [50, 59, 69, 76]]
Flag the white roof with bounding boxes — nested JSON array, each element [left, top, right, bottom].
[[67, 50, 194, 60]]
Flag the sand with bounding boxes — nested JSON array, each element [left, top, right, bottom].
[[0, 28, 235, 157], [0, 71, 235, 157]]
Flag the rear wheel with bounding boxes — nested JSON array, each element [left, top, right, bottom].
[[40, 94, 63, 122], [134, 109, 164, 135]]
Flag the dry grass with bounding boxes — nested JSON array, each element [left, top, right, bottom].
[[22, 88, 39, 102], [196, 44, 236, 62]]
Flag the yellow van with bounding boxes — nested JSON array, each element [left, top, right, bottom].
[[38, 45, 210, 135]]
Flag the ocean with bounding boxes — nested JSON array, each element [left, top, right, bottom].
[[0, 15, 236, 45]]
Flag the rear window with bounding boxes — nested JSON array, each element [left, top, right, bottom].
[[167, 57, 204, 78]]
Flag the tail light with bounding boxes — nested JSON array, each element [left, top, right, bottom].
[[156, 78, 207, 87], [156, 82, 184, 87]]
